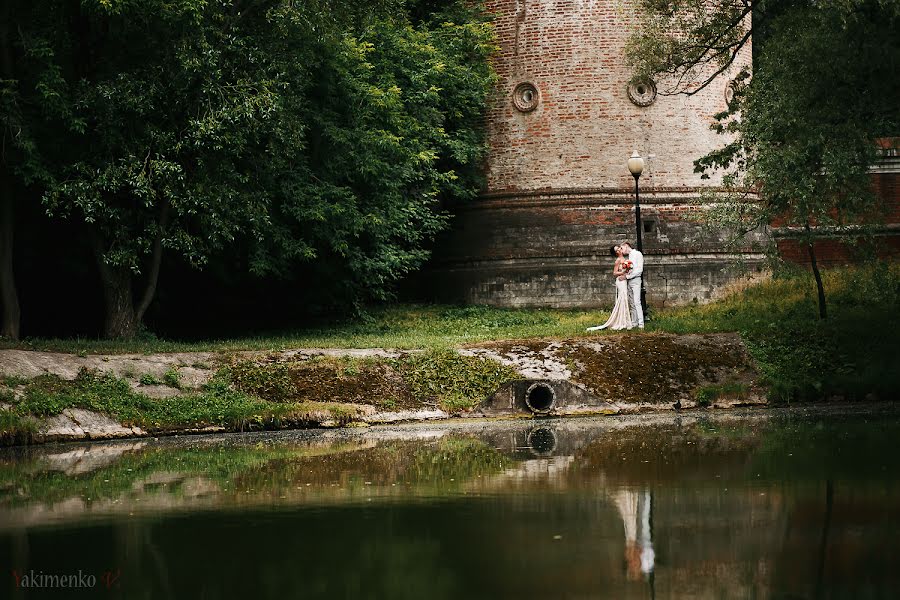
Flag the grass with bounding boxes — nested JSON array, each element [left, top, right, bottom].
[[0, 305, 600, 354], [9, 369, 302, 431], [695, 382, 751, 407], [0, 263, 894, 356], [226, 348, 520, 412], [0, 262, 897, 444], [0, 349, 522, 443], [660, 262, 899, 402]]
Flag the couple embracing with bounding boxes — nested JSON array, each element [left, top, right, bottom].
[[587, 241, 644, 332]]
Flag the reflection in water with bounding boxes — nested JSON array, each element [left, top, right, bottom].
[[612, 489, 654, 580], [2, 408, 900, 598], [526, 426, 557, 456]]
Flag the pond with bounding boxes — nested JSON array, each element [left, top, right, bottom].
[[2, 405, 899, 599]]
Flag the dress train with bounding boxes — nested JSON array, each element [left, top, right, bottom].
[[587, 278, 633, 331]]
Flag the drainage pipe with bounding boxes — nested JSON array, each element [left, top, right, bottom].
[[524, 381, 556, 414]]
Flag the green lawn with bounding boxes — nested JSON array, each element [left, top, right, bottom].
[[3, 262, 896, 352], [1, 262, 897, 433]]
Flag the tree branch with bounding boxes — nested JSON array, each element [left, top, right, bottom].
[[667, 28, 752, 96]]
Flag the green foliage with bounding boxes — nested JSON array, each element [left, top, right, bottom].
[[0, 410, 36, 445], [1, 265, 896, 410], [626, 0, 752, 92], [10, 367, 297, 431], [659, 264, 900, 402], [228, 360, 296, 404], [628, 0, 900, 316], [4, 0, 496, 337], [712, 3, 899, 216], [139, 373, 162, 386], [694, 382, 749, 407], [249, 1, 497, 310], [227, 348, 519, 412], [163, 367, 182, 389], [399, 348, 520, 412], [1, 375, 29, 387]]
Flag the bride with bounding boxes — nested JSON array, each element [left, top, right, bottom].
[[587, 245, 633, 331]]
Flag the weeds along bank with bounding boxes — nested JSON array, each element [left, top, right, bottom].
[[0, 335, 760, 445], [0, 264, 897, 445], [0, 350, 520, 445]]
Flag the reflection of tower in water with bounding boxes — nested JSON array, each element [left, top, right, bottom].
[[612, 489, 655, 581]]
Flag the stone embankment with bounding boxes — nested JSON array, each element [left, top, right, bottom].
[[0, 333, 766, 445]]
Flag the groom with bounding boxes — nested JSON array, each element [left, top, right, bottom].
[[620, 241, 644, 329]]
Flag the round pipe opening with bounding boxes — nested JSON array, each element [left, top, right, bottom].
[[527, 427, 557, 456], [525, 382, 556, 414]]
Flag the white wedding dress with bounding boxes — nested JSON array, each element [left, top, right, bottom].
[[587, 278, 633, 331]]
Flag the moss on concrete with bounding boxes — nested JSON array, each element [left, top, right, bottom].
[[227, 349, 520, 413], [560, 333, 754, 405]]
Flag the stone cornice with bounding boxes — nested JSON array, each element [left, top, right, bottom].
[[469, 187, 757, 210], [429, 248, 769, 266], [771, 223, 900, 238], [871, 156, 900, 174]]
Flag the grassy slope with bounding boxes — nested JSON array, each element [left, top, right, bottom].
[[1, 264, 895, 356], [0, 263, 897, 443]]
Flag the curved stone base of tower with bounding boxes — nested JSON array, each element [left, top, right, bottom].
[[419, 0, 761, 309], [424, 188, 769, 309]]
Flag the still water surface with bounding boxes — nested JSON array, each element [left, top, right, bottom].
[[2, 406, 899, 599]]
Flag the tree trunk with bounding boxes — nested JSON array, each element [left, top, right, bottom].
[[0, 8, 21, 340], [101, 266, 138, 339], [813, 480, 834, 599], [90, 230, 138, 339], [805, 221, 827, 320], [0, 170, 20, 340]]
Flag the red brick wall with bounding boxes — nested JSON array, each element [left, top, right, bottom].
[[775, 171, 900, 266], [419, 1, 760, 308], [483, 0, 751, 193], [873, 173, 900, 220], [776, 237, 900, 265]]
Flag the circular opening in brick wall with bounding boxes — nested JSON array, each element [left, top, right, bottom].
[[725, 81, 737, 106], [627, 78, 657, 107], [525, 381, 556, 413], [513, 82, 539, 112]]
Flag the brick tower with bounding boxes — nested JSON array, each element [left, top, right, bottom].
[[425, 0, 766, 308]]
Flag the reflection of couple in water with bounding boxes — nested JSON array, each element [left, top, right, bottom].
[[612, 489, 655, 580]]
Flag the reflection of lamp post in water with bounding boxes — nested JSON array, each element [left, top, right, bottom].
[[627, 151, 648, 321]]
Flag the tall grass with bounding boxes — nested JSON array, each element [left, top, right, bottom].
[[658, 263, 899, 401]]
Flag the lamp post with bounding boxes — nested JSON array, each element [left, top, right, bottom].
[[627, 150, 645, 251], [627, 150, 648, 321]]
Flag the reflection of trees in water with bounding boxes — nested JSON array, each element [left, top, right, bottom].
[[0, 435, 511, 527], [4, 415, 900, 598]]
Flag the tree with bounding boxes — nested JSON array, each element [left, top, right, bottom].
[[0, 0, 36, 340], [627, 0, 900, 319], [243, 2, 497, 311], [5, 0, 495, 338]]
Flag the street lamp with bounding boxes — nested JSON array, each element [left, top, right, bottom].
[[627, 150, 648, 321], [627, 150, 645, 252]]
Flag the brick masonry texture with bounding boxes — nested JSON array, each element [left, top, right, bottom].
[[772, 171, 900, 265], [483, 0, 747, 192], [424, 1, 897, 308]]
